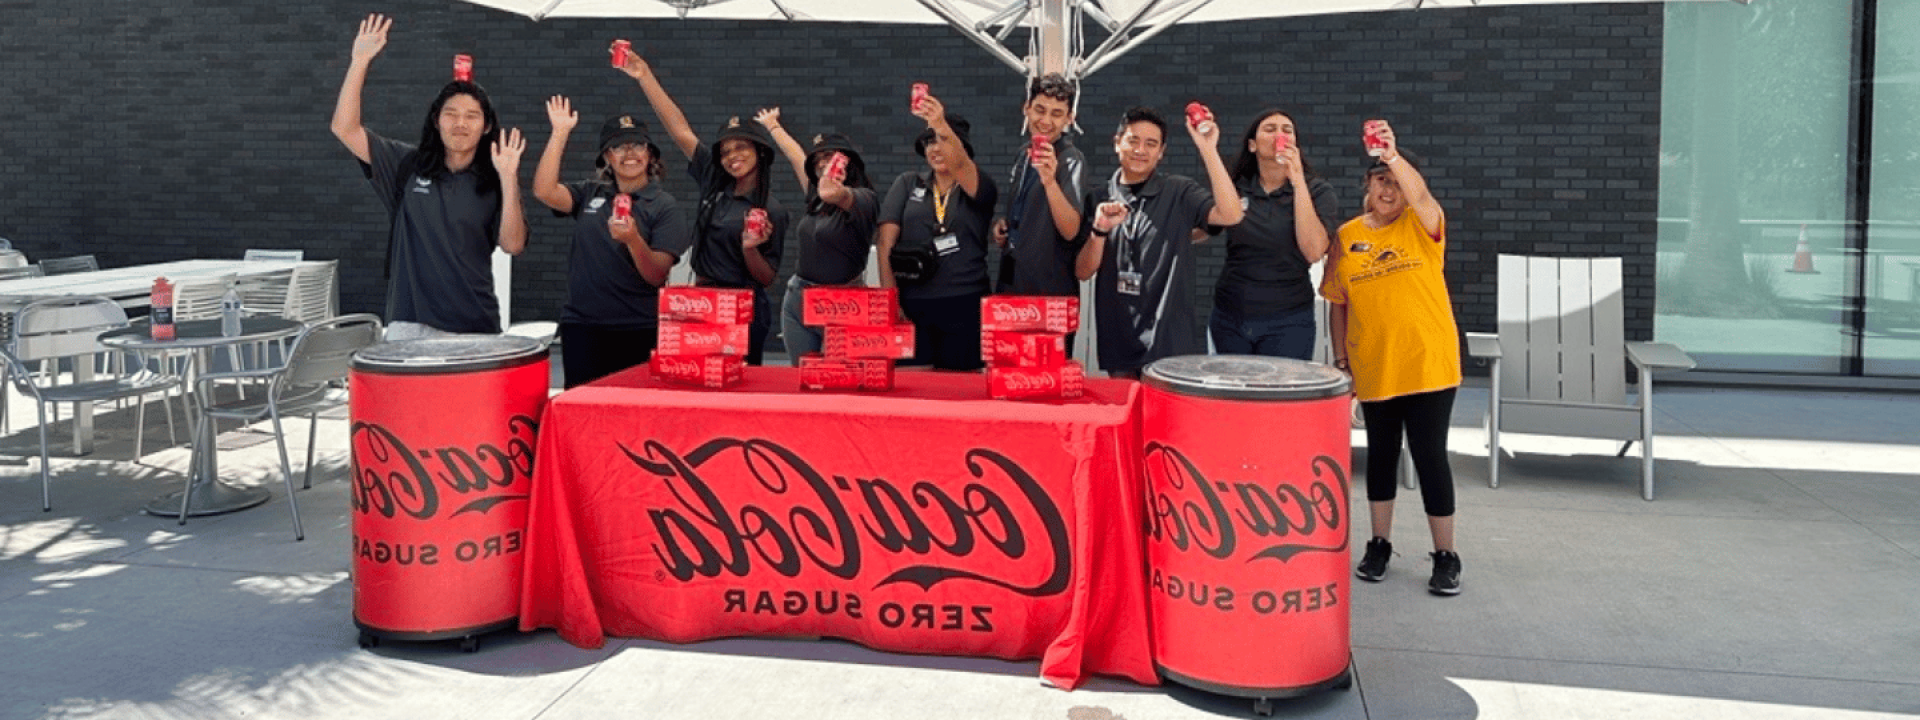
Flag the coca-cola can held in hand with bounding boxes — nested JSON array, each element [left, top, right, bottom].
[[1030, 134, 1049, 163], [610, 39, 631, 68], [745, 208, 770, 236], [613, 193, 632, 220], [1275, 133, 1290, 155], [1364, 120, 1389, 157], [453, 54, 473, 82], [1185, 101, 1213, 134], [824, 152, 848, 182], [911, 82, 929, 111]]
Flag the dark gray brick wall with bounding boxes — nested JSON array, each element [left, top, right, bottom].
[[0, 1, 1663, 351]]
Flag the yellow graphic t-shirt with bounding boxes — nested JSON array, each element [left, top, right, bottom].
[[1320, 211, 1461, 402]]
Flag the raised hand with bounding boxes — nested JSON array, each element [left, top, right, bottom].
[[753, 107, 782, 130], [1031, 142, 1058, 183], [1093, 201, 1129, 233], [351, 14, 391, 63], [546, 96, 578, 134], [491, 127, 526, 177], [911, 93, 946, 124], [1186, 107, 1220, 147], [614, 44, 650, 80], [1372, 119, 1399, 159]]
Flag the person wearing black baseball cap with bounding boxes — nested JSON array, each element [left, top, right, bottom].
[[618, 48, 787, 365], [329, 13, 528, 337], [876, 91, 998, 371], [532, 96, 692, 387], [754, 108, 879, 363]]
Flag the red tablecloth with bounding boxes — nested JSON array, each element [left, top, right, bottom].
[[519, 365, 1156, 689]]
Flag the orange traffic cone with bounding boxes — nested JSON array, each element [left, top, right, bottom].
[[1787, 224, 1819, 274]]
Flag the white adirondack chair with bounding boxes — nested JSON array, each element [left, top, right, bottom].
[[1465, 255, 1695, 500]]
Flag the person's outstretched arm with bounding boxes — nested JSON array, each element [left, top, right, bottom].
[[618, 50, 700, 160], [329, 13, 391, 164]]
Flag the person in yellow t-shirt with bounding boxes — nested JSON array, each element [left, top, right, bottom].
[[1321, 121, 1462, 596]]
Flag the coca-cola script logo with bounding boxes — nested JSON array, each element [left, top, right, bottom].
[[999, 371, 1058, 392], [350, 415, 538, 520], [810, 298, 860, 317], [807, 367, 858, 386], [655, 356, 704, 376], [849, 333, 894, 351], [667, 295, 715, 315], [621, 438, 1070, 596], [682, 331, 726, 346], [991, 305, 1042, 324], [1142, 442, 1348, 562]]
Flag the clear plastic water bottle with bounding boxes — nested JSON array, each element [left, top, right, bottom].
[[220, 283, 242, 337]]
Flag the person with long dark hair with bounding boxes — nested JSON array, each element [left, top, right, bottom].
[[876, 93, 997, 371], [619, 49, 786, 365], [329, 14, 527, 337], [754, 108, 878, 363], [532, 96, 691, 387], [1212, 109, 1340, 360], [1322, 120, 1463, 596]]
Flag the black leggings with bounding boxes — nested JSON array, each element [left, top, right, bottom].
[[1360, 387, 1457, 517]]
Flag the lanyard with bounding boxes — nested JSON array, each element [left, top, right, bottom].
[[930, 179, 953, 232]]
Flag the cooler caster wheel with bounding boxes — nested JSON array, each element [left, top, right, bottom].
[[460, 636, 480, 653], [1253, 697, 1274, 716], [357, 631, 379, 649], [1336, 674, 1354, 690]]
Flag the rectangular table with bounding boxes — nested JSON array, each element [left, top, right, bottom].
[[519, 365, 1157, 689]]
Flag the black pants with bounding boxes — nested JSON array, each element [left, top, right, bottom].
[[1359, 387, 1457, 517], [560, 323, 657, 389], [900, 291, 986, 371]]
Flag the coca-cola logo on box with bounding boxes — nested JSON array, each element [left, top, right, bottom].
[[667, 295, 714, 315]]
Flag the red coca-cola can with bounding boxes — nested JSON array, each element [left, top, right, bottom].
[[610, 39, 631, 68], [1184, 101, 1212, 132], [452, 54, 473, 82], [1275, 133, 1290, 155], [911, 82, 929, 111], [349, 336, 550, 649], [659, 286, 753, 325], [803, 286, 896, 327], [1030, 134, 1049, 163], [824, 152, 849, 182], [745, 208, 770, 237], [1140, 354, 1353, 698], [612, 193, 632, 220], [1364, 119, 1389, 157]]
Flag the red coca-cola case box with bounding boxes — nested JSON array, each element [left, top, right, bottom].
[[981, 295, 1080, 334], [802, 287, 897, 327], [657, 321, 751, 357], [988, 361, 1085, 400], [798, 354, 895, 391], [659, 286, 753, 325], [650, 354, 745, 389], [981, 330, 1068, 368], [823, 324, 916, 360]]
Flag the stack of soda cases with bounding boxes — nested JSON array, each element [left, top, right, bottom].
[[650, 287, 752, 389], [981, 296, 1083, 400], [799, 287, 911, 392]]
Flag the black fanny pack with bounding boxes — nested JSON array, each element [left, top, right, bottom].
[[889, 244, 940, 286]]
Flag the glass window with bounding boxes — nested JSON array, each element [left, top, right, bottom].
[[1656, 1, 1854, 373], [1863, 0, 1920, 376]]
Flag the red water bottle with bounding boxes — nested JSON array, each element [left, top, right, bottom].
[[150, 277, 176, 341]]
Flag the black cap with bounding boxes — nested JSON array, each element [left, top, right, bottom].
[[711, 115, 773, 157], [1366, 147, 1422, 176], [596, 114, 659, 168], [805, 132, 867, 185], [913, 113, 975, 159]]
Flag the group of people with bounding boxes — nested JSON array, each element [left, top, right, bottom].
[[328, 14, 1465, 596]]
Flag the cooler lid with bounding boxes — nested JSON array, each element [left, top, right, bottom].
[[353, 335, 546, 373], [1142, 354, 1350, 400]]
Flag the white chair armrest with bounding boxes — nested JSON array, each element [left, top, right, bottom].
[[1626, 342, 1695, 372], [1466, 332, 1502, 360]]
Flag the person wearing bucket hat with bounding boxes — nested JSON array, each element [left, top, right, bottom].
[[330, 13, 528, 337], [619, 48, 787, 365], [532, 97, 692, 387], [877, 91, 997, 371], [1319, 120, 1463, 596], [754, 108, 879, 363]]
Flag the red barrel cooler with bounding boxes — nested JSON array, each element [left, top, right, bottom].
[[348, 335, 549, 651], [1140, 355, 1353, 706]]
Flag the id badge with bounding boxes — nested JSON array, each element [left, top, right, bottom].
[[1117, 271, 1143, 296], [933, 233, 961, 256]]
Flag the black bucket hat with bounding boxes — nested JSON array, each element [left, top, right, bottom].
[[913, 113, 975, 159], [805, 132, 867, 185], [596, 114, 659, 168], [710, 115, 774, 158]]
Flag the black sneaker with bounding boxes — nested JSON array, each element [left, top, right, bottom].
[[1429, 551, 1462, 596], [1355, 537, 1391, 581]]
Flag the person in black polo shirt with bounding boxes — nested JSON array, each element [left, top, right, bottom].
[[996, 73, 1085, 303], [1212, 109, 1340, 360], [619, 49, 787, 365], [532, 97, 693, 387], [1076, 106, 1243, 379], [329, 14, 528, 337], [877, 93, 997, 371], [754, 108, 879, 364]]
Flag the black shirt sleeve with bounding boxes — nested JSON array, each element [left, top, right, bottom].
[[879, 172, 916, 226]]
